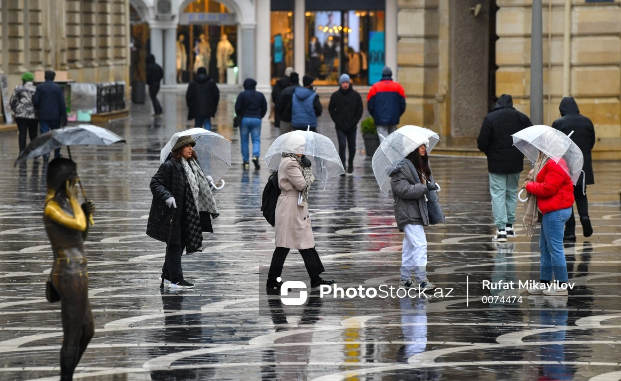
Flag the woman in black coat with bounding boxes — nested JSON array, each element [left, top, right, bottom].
[[552, 97, 596, 241]]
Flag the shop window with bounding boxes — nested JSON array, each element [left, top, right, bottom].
[[270, 11, 294, 83]]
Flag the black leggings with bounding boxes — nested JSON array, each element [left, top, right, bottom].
[[16, 118, 38, 153], [268, 247, 325, 281]]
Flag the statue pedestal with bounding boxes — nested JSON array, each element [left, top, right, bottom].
[[226, 67, 238, 85]]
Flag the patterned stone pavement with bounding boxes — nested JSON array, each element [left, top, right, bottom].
[[0, 91, 620, 380]]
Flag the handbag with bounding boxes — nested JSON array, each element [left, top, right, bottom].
[[45, 278, 60, 303], [233, 91, 255, 127]]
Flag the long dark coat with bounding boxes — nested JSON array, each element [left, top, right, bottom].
[[147, 158, 187, 245], [328, 85, 363, 132], [477, 94, 532, 174], [186, 73, 220, 119], [552, 97, 596, 185]]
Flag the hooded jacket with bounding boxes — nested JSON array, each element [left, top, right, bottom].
[[291, 87, 322, 128], [32, 71, 67, 122], [367, 76, 406, 126], [526, 158, 575, 214], [234, 78, 268, 120], [477, 94, 533, 174], [146, 54, 164, 86], [186, 72, 220, 119], [551, 97, 595, 185], [328, 84, 363, 132]]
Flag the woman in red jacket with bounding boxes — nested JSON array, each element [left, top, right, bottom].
[[524, 154, 574, 296]]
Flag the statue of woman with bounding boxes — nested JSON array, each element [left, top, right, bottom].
[[43, 157, 96, 381], [194, 33, 211, 74]]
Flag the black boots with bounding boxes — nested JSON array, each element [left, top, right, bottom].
[[581, 216, 593, 238]]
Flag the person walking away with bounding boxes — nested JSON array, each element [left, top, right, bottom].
[[146, 54, 164, 116], [266, 133, 334, 290], [552, 97, 595, 241], [275, 72, 301, 135], [389, 142, 444, 290], [33, 70, 67, 160], [523, 152, 575, 296], [477, 94, 532, 242], [186, 67, 220, 130], [367, 66, 406, 138], [291, 76, 322, 132], [235, 78, 267, 170], [272, 67, 293, 128], [10, 71, 38, 155], [328, 74, 363, 174], [147, 136, 220, 289]]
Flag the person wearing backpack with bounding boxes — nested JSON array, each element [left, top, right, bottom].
[[235, 78, 267, 170], [266, 133, 334, 290]]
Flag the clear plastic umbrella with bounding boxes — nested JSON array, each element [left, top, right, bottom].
[[512, 125, 584, 185], [372, 125, 440, 194], [161, 128, 231, 184], [264, 131, 345, 181]]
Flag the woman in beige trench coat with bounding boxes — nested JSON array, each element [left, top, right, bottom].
[[266, 133, 335, 290]]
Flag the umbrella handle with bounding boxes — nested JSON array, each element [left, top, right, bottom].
[[518, 188, 529, 203], [210, 179, 225, 190], [76, 176, 95, 226], [435, 182, 441, 192]]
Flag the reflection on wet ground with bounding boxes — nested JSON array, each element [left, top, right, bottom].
[[0, 91, 620, 380]]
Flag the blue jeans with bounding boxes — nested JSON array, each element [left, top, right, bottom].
[[540, 207, 572, 282], [240, 117, 261, 163], [195, 117, 211, 131], [40, 119, 62, 158]]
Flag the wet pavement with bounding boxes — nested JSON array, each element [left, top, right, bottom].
[[1, 90, 620, 380]]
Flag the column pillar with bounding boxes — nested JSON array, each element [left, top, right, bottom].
[[149, 26, 164, 69], [163, 27, 177, 85], [385, 0, 398, 80], [240, 24, 256, 83], [255, 0, 271, 93], [294, 0, 305, 75], [530, 0, 543, 125]]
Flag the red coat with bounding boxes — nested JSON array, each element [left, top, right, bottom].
[[526, 159, 574, 214]]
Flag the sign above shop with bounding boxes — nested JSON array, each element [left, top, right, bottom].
[[179, 12, 236, 25]]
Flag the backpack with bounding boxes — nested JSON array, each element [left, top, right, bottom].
[[261, 171, 280, 227]]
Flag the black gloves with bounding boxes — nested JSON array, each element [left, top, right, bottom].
[[81, 200, 96, 215], [300, 155, 312, 168], [426, 182, 439, 192]]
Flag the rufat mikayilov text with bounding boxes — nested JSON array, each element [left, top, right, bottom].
[[482, 280, 576, 292]]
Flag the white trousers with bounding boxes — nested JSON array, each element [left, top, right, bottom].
[[401, 224, 428, 282]]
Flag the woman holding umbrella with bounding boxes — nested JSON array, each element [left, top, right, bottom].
[[147, 135, 220, 289]]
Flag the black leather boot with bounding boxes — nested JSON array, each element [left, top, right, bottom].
[[580, 216, 593, 238]]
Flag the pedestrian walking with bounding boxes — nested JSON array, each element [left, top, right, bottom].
[[477, 94, 532, 242], [367, 66, 406, 138], [147, 136, 220, 289], [146, 54, 164, 116], [389, 141, 443, 291], [552, 97, 595, 241], [275, 72, 300, 135], [272, 67, 293, 128], [328, 74, 363, 174], [235, 78, 267, 170], [186, 67, 220, 130], [10, 71, 38, 155], [290, 76, 322, 132], [266, 133, 335, 290], [32, 70, 67, 160]]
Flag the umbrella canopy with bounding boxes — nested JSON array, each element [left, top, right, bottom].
[[264, 131, 345, 181], [160, 128, 231, 183], [15, 124, 125, 165], [512, 125, 584, 185], [372, 125, 440, 194]]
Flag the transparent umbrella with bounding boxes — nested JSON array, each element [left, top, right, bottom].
[[264, 130, 345, 182], [512, 125, 584, 185], [161, 128, 231, 184], [372, 125, 440, 194]]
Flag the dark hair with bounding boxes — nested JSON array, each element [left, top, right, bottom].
[[406, 146, 431, 184], [197, 67, 207, 75], [46, 158, 77, 196], [172, 144, 198, 160]]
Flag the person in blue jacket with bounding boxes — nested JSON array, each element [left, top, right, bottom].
[[33, 70, 67, 160], [367, 66, 406, 138], [291, 75, 322, 132], [235, 78, 268, 170]]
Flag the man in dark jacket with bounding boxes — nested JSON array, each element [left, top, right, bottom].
[[33, 70, 66, 159], [275, 72, 300, 135], [235, 78, 268, 170], [477, 94, 532, 242], [146, 54, 164, 116], [367, 66, 406, 138], [552, 97, 596, 241], [271, 67, 293, 128], [290, 75, 322, 132], [329, 74, 363, 174], [186, 67, 220, 130]]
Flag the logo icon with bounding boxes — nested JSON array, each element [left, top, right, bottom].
[[279, 277, 308, 305]]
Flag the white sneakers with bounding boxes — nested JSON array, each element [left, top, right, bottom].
[[526, 282, 569, 296], [492, 230, 507, 242]]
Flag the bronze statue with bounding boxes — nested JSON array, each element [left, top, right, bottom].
[[43, 158, 95, 381]]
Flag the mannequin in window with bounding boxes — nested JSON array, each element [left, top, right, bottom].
[[216, 34, 234, 83], [176, 34, 187, 83], [194, 33, 211, 74]]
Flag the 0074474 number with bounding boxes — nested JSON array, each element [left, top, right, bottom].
[[481, 295, 523, 304]]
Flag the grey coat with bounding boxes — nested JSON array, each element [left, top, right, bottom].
[[390, 159, 444, 231]]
